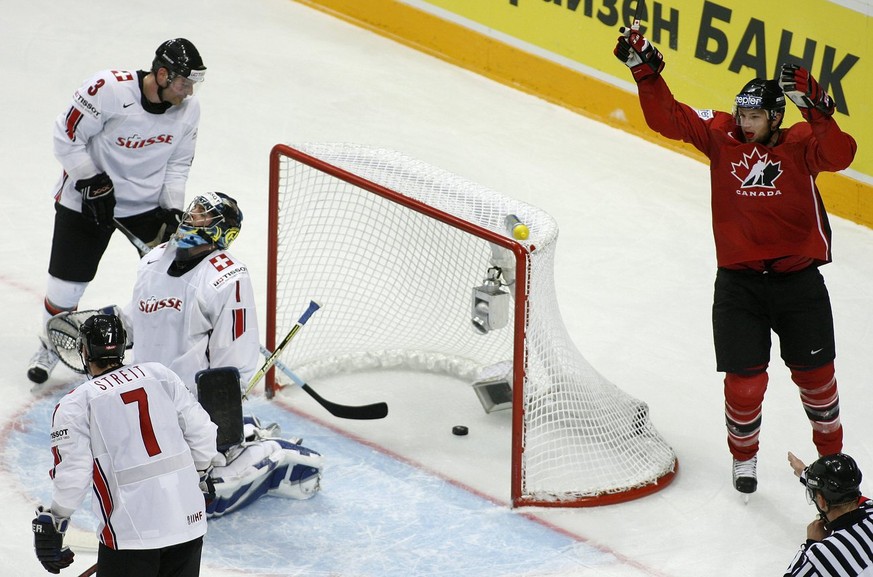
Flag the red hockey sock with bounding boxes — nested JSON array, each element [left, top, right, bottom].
[[724, 370, 768, 461], [790, 362, 842, 456]]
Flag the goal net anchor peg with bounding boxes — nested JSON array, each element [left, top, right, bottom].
[[472, 377, 512, 413]]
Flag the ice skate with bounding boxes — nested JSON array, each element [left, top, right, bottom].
[[733, 456, 758, 502], [27, 338, 59, 384]]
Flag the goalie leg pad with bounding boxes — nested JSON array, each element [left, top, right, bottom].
[[208, 441, 278, 518], [207, 439, 323, 517], [265, 439, 323, 500]]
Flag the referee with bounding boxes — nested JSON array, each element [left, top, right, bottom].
[[785, 452, 873, 576]]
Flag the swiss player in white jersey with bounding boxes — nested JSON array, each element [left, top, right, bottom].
[[32, 314, 217, 576], [28, 39, 206, 386], [126, 204, 259, 389], [124, 192, 323, 518]]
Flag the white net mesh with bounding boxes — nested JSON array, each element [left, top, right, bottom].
[[269, 143, 676, 505]]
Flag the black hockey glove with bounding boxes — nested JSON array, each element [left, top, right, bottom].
[[32, 506, 74, 574], [778, 64, 835, 120], [199, 467, 216, 507], [614, 27, 664, 82], [76, 172, 116, 229], [151, 208, 184, 246]]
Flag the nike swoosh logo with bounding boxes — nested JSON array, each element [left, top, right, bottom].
[[811, 348, 823, 355], [146, 258, 160, 264], [123, 102, 134, 108]]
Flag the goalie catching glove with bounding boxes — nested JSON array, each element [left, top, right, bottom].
[[777, 63, 835, 119], [614, 27, 664, 82], [76, 171, 116, 229], [32, 506, 74, 574]]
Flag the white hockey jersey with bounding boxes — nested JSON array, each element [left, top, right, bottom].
[[49, 362, 217, 550], [125, 242, 260, 393], [52, 69, 200, 217]]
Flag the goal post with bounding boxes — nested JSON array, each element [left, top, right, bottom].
[[266, 143, 677, 507]]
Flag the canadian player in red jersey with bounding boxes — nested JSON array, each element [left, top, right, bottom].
[[29, 39, 206, 386], [614, 25, 857, 496]]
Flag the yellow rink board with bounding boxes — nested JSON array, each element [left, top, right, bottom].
[[296, 0, 873, 228]]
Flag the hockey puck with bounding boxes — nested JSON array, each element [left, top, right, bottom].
[[452, 425, 469, 436]]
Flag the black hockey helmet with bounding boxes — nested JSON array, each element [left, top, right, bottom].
[[152, 38, 206, 83], [803, 453, 863, 505], [734, 78, 785, 121], [78, 314, 127, 366], [173, 191, 243, 251]]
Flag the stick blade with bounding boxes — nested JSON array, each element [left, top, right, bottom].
[[301, 384, 388, 420]]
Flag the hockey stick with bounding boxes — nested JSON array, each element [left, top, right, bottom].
[[77, 562, 97, 577], [242, 300, 321, 399], [631, 0, 644, 30], [112, 217, 153, 255], [259, 345, 389, 420]]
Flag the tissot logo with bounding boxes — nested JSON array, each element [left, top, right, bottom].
[[731, 148, 783, 190]]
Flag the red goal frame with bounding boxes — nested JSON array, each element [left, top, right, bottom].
[[266, 143, 677, 507]]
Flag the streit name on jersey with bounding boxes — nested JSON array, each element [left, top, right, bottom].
[[89, 364, 147, 391]]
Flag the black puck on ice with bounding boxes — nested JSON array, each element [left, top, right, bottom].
[[452, 425, 469, 436]]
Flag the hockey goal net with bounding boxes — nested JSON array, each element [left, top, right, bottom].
[[266, 143, 677, 507]]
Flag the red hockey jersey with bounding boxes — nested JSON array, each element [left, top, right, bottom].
[[636, 76, 857, 268]]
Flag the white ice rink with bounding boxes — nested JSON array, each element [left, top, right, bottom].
[[3, 1, 873, 576]]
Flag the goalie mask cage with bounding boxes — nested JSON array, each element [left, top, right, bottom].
[[267, 143, 677, 507]]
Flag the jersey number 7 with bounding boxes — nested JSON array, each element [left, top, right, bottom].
[[121, 388, 162, 457]]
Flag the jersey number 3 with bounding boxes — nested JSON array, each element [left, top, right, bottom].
[[121, 387, 162, 457]]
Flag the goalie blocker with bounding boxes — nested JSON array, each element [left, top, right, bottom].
[[196, 367, 245, 452]]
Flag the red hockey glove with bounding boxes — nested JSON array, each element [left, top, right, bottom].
[[76, 171, 116, 229], [614, 27, 664, 82], [778, 64, 835, 119]]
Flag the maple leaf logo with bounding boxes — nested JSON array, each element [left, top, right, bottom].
[[731, 148, 783, 188]]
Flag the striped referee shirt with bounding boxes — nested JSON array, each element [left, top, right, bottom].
[[784, 500, 873, 576]]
